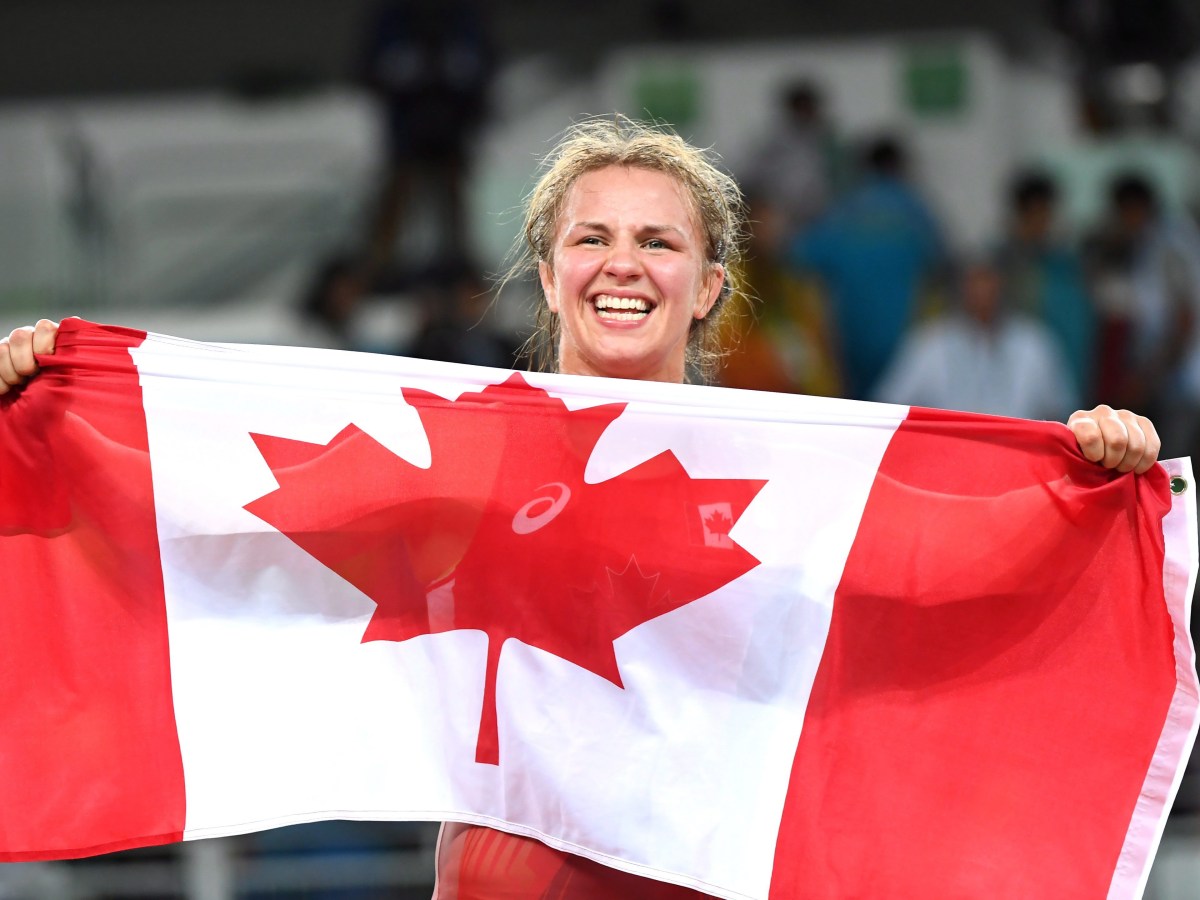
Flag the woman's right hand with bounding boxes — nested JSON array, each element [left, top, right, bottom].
[[0, 319, 60, 395]]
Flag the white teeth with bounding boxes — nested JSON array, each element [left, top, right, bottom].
[[593, 294, 650, 315]]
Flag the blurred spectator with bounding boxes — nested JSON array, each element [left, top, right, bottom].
[[1084, 171, 1200, 454], [719, 194, 842, 396], [787, 135, 946, 399], [405, 258, 518, 369], [299, 255, 368, 349], [740, 79, 847, 245], [993, 170, 1097, 401], [873, 257, 1078, 421], [1049, 0, 1200, 132], [357, 0, 496, 278]]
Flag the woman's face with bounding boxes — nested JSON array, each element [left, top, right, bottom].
[[539, 166, 724, 383]]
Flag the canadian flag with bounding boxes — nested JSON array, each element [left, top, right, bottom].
[[1, 320, 1196, 899]]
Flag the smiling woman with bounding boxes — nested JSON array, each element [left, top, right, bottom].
[[541, 165, 724, 382], [512, 116, 746, 384], [431, 117, 753, 898], [0, 116, 1167, 900]]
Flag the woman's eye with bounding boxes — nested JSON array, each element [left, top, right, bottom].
[[644, 238, 667, 250], [580, 236, 603, 246]]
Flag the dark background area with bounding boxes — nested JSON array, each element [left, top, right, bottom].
[[0, 0, 1054, 100]]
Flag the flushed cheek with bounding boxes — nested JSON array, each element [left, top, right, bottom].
[[550, 272, 591, 315]]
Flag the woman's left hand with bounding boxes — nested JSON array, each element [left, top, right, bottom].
[[1067, 405, 1161, 474]]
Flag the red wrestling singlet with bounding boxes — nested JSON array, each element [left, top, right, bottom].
[[433, 824, 709, 899]]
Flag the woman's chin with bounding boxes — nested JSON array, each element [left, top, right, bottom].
[[585, 354, 681, 383]]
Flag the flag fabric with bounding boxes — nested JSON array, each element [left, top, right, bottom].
[[1, 318, 1196, 900]]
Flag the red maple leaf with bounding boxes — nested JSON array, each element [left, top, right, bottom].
[[245, 374, 765, 764], [704, 508, 734, 537]]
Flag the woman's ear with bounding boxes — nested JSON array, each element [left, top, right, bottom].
[[694, 263, 725, 319], [539, 260, 559, 313]]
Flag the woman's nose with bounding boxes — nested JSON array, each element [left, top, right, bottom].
[[602, 239, 642, 279]]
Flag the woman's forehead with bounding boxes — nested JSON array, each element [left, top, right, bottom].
[[557, 165, 702, 232]]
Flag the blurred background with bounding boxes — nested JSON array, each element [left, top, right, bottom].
[[1, 0, 1199, 896]]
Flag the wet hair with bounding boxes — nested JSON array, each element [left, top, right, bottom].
[[507, 115, 747, 382]]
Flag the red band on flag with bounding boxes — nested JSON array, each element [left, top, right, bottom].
[[0, 320, 185, 860], [769, 407, 1177, 897]]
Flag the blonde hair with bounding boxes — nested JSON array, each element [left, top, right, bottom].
[[509, 115, 747, 382]]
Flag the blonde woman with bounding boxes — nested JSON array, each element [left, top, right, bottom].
[[0, 118, 1161, 898]]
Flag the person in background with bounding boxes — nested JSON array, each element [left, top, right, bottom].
[[1084, 170, 1200, 455], [718, 192, 843, 396], [298, 255, 370, 350], [993, 169, 1097, 403], [872, 256, 1078, 421], [405, 257, 518, 369], [739, 79, 846, 243], [1049, 0, 1199, 132], [787, 135, 945, 400], [357, 0, 495, 277]]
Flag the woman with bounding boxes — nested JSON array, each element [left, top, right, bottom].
[[0, 118, 1162, 897]]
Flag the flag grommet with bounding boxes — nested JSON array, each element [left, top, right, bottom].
[[1170, 475, 1188, 495]]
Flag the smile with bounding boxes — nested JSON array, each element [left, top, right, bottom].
[[592, 294, 652, 321]]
